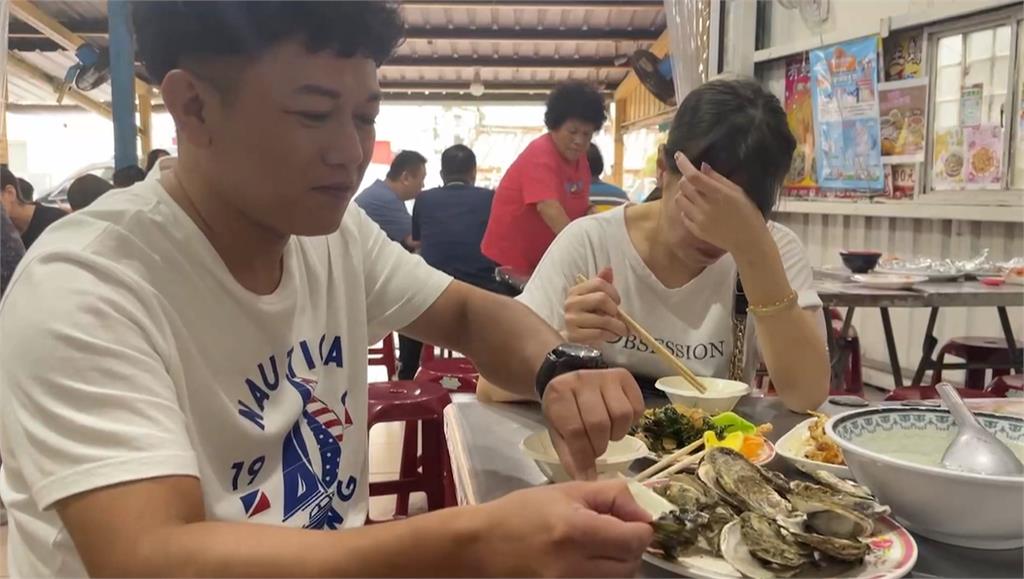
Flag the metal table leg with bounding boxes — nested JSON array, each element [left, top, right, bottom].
[[910, 307, 940, 386], [879, 308, 903, 389], [997, 307, 1022, 374]]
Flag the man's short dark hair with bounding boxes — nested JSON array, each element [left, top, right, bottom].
[[544, 81, 607, 132], [386, 151, 427, 181], [587, 144, 605, 177], [440, 145, 476, 183], [67, 174, 113, 212], [1, 166, 24, 202], [16, 178, 35, 201], [132, 1, 405, 85], [113, 166, 147, 188]]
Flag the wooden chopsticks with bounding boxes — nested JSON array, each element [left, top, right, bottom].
[[574, 274, 706, 394], [632, 439, 704, 482]]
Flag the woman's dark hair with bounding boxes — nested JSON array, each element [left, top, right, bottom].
[[145, 149, 170, 173], [586, 144, 605, 177], [132, 1, 405, 85], [544, 81, 607, 132], [664, 78, 795, 218]]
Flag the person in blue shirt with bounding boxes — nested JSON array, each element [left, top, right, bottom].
[[356, 150, 428, 379], [412, 144, 503, 295], [587, 143, 629, 206], [355, 150, 427, 251]]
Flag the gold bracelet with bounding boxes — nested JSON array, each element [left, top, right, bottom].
[[749, 290, 798, 317]]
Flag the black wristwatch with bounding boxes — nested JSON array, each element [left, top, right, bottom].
[[535, 343, 607, 401]]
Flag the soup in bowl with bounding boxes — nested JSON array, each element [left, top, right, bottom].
[[827, 407, 1024, 549]]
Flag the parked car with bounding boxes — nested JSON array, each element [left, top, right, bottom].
[[35, 160, 116, 209]]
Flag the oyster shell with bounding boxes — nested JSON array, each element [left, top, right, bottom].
[[739, 512, 813, 570], [701, 447, 796, 522], [790, 480, 890, 521], [699, 503, 738, 556], [790, 530, 869, 563], [787, 484, 875, 539], [657, 474, 719, 510], [810, 470, 876, 501], [652, 508, 709, 559]]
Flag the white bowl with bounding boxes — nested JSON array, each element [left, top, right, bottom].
[[520, 430, 648, 483], [776, 417, 853, 479], [827, 407, 1024, 550], [654, 376, 751, 414]]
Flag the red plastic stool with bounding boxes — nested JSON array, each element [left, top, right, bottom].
[[367, 381, 452, 522], [987, 374, 1024, 398], [368, 333, 397, 380], [930, 337, 1024, 390], [885, 384, 1001, 402], [415, 344, 480, 393]]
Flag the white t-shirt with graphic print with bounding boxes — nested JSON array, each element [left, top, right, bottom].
[[0, 160, 453, 577], [518, 206, 822, 382]]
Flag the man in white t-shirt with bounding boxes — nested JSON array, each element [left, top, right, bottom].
[[0, 3, 653, 577]]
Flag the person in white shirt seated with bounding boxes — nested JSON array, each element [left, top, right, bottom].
[[0, 3, 654, 577], [478, 79, 829, 413]]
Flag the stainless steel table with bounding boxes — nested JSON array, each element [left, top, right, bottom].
[[443, 394, 1024, 578], [815, 280, 1024, 390]]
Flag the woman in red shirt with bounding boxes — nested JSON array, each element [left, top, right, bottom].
[[482, 82, 607, 273]]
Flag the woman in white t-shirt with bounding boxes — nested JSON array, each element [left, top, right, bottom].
[[479, 79, 829, 412]]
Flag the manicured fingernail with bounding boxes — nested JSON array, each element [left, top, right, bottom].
[[701, 162, 712, 174]]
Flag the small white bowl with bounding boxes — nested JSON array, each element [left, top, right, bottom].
[[654, 376, 751, 414], [776, 417, 853, 479], [520, 430, 648, 483]]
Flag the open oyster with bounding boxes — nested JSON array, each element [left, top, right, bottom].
[[789, 480, 890, 523], [652, 508, 709, 559], [720, 513, 811, 579], [790, 530, 869, 563], [809, 470, 876, 501], [700, 447, 799, 524], [788, 484, 875, 540]]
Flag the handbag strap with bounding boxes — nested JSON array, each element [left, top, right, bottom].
[[729, 276, 748, 382]]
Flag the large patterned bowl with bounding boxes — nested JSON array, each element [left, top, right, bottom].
[[827, 407, 1024, 550]]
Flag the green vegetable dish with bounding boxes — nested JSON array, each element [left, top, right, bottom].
[[632, 405, 728, 454]]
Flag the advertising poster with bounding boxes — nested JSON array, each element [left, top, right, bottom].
[[783, 55, 818, 195], [932, 127, 964, 189], [960, 84, 984, 127], [964, 125, 1003, 188], [878, 78, 928, 163], [810, 36, 884, 190]]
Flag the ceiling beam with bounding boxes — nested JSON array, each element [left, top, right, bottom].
[[401, 1, 663, 9], [385, 55, 626, 69], [381, 82, 613, 95], [9, 0, 152, 96], [404, 27, 661, 42]]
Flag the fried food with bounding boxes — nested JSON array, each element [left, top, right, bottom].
[[804, 411, 845, 465]]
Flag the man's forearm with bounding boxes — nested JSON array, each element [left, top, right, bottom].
[[101, 505, 487, 577], [457, 290, 562, 400]]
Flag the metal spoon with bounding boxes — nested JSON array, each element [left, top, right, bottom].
[[936, 383, 1024, 476]]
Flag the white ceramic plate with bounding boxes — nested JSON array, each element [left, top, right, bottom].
[[851, 274, 929, 290], [775, 417, 852, 479], [644, 516, 918, 579]]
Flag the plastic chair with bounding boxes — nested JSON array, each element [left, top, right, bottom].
[[884, 384, 1000, 402], [415, 344, 479, 393], [986, 374, 1024, 398], [368, 333, 397, 380], [367, 381, 453, 522], [930, 337, 1023, 390]]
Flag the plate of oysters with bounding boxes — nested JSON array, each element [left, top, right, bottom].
[[629, 447, 918, 579]]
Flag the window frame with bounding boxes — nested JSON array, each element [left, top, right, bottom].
[[923, 7, 1022, 196]]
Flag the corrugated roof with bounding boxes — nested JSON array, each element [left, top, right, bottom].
[[7, 1, 664, 105]]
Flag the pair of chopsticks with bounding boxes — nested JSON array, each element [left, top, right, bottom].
[[574, 274, 706, 394], [632, 439, 706, 482]]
